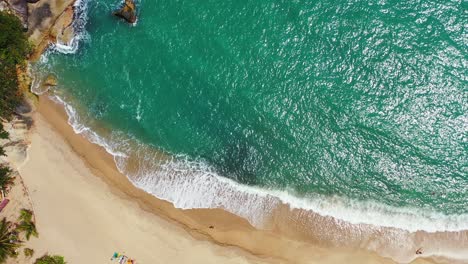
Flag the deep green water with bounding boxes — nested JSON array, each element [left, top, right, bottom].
[[38, 0, 467, 224]]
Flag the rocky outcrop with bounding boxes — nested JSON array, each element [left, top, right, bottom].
[[2, 0, 77, 61], [113, 0, 136, 24], [2, 0, 41, 28], [0, 1, 10, 12], [49, 5, 75, 44], [28, 0, 76, 60], [5, 0, 28, 27], [43, 74, 57, 87], [32, 73, 57, 94]]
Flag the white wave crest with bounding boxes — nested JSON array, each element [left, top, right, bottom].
[[129, 156, 468, 233], [50, 0, 90, 54], [50, 95, 127, 158], [47, 95, 468, 234], [28, 0, 468, 260]]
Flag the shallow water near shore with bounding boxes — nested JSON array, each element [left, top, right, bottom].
[[32, 0, 468, 262]]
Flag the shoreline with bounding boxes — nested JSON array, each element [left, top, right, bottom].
[[11, 0, 466, 261], [33, 91, 402, 263], [30, 90, 441, 263], [32, 90, 468, 264], [19, 105, 266, 263]]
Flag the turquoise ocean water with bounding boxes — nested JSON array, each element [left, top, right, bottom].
[[34, 0, 467, 238]]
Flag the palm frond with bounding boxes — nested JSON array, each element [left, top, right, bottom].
[[17, 209, 38, 240], [0, 218, 21, 263]]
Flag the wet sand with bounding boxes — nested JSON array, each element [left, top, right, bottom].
[[15, 95, 428, 263], [12, 0, 466, 262]]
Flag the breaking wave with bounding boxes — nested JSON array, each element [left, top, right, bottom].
[[46, 94, 468, 234], [51, 0, 89, 54], [29, 0, 468, 261]]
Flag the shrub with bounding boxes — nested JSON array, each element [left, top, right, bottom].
[[17, 209, 38, 240], [34, 254, 66, 264], [0, 11, 30, 119], [24, 247, 34, 258], [0, 167, 14, 190], [0, 218, 21, 263]]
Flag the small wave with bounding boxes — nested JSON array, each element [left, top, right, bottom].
[[47, 95, 468, 234], [30, 1, 468, 260], [51, 95, 127, 159], [50, 0, 89, 54], [130, 156, 468, 233], [29, 0, 90, 95]]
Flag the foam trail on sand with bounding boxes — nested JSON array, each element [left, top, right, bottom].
[[29, 1, 468, 260], [32, 96, 468, 262], [41, 95, 468, 234], [30, 95, 468, 262], [126, 155, 468, 233]]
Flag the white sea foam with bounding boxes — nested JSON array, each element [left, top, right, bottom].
[[32, 1, 468, 261], [130, 157, 468, 233], [50, 95, 127, 159], [46, 95, 468, 234], [49, 0, 89, 54], [29, 0, 89, 95]]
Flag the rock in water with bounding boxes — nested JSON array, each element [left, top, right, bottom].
[[113, 0, 136, 24], [43, 74, 58, 86]]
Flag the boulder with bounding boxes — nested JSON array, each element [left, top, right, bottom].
[[43, 74, 57, 86], [113, 0, 136, 24], [0, 1, 9, 12], [6, 0, 28, 27]]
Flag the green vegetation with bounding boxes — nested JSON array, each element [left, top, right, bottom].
[[17, 209, 38, 240], [0, 145, 5, 157], [0, 11, 30, 119], [0, 123, 14, 194], [24, 247, 34, 258], [34, 254, 66, 264], [0, 218, 20, 262], [0, 123, 7, 157], [0, 124, 7, 139], [0, 167, 14, 190], [0, 11, 37, 264], [0, 11, 26, 217]]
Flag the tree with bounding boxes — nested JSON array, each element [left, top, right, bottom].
[[0, 218, 21, 263], [0, 114, 14, 192], [0, 11, 30, 119], [0, 122, 7, 157], [16, 209, 38, 240], [34, 255, 66, 264], [0, 167, 13, 190], [0, 123, 7, 139], [23, 248, 34, 258]]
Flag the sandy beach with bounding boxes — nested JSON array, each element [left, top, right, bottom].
[[19, 103, 267, 264], [0, 0, 465, 262], [20, 102, 276, 263], [9, 94, 443, 264]]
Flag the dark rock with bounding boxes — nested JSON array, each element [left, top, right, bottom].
[[28, 2, 52, 33], [113, 0, 136, 24], [6, 0, 28, 27], [43, 74, 58, 86], [26, 0, 40, 3]]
